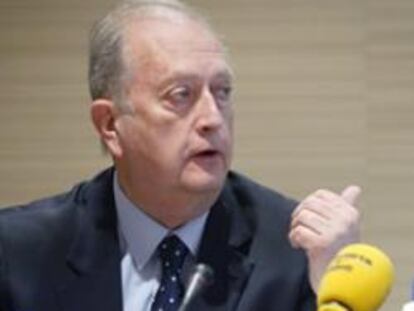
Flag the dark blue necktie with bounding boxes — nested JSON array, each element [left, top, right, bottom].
[[151, 235, 189, 311]]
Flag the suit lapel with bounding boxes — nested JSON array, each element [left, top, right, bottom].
[[54, 169, 255, 311], [193, 183, 255, 311], [55, 169, 123, 311]]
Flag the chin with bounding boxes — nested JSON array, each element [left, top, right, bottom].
[[182, 171, 227, 194]]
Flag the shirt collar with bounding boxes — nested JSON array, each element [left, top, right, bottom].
[[113, 173, 209, 271]]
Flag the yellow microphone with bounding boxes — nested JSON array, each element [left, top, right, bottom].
[[317, 244, 394, 311]]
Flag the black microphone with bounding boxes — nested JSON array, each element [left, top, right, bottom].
[[178, 263, 214, 311]]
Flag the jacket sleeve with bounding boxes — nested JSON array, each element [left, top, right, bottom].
[[297, 270, 317, 311], [0, 218, 11, 311]]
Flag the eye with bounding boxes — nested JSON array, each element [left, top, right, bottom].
[[213, 84, 233, 105], [166, 85, 193, 108]]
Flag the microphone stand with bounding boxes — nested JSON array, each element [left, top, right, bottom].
[[178, 263, 214, 311]]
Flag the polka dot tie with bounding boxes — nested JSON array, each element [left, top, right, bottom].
[[151, 235, 189, 311]]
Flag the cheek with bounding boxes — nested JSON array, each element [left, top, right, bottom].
[[229, 113, 234, 133], [141, 120, 189, 164], [223, 109, 234, 140], [224, 112, 234, 162], [117, 115, 157, 161]]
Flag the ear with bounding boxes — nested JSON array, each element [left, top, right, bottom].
[[90, 99, 122, 158]]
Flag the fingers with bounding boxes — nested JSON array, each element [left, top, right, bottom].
[[292, 194, 341, 221], [289, 224, 320, 249], [341, 185, 361, 206], [290, 206, 331, 235], [289, 185, 362, 253], [288, 185, 362, 292]]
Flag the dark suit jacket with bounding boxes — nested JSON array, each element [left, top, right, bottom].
[[0, 168, 315, 311]]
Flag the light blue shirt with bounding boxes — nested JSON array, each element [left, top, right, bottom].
[[113, 174, 209, 311]]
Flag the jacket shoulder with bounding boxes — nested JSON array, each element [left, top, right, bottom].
[[0, 182, 85, 256], [224, 171, 314, 309], [0, 168, 113, 234], [225, 170, 298, 216], [224, 171, 301, 255]]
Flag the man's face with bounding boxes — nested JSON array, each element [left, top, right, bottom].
[[115, 17, 234, 198]]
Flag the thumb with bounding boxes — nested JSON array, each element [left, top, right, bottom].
[[341, 185, 361, 206]]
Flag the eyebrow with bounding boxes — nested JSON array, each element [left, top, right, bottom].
[[158, 69, 233, 90]]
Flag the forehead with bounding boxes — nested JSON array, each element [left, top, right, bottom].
[[123, 16, 232, 83]]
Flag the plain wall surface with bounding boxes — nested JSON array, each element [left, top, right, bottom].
[[1, 1, 413, 310]]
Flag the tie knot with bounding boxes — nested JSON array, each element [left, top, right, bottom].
[[158, 235, 188, 272]]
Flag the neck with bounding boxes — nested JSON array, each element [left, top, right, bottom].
[[116, 172, 220, 229]]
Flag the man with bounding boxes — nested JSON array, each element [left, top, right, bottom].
[[0, 1, 360, 310]]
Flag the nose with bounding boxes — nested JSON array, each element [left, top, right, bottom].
[[195, 89, 224, 134]]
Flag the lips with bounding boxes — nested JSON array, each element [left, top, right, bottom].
[[196, 150, 219, 157], [190, 147, 223, 162]]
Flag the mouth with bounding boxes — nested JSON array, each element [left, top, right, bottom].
[[191, 149, 222, 162], [196, 150, 220, 157]]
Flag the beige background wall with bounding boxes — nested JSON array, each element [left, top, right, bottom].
[[1, 0, 413, 310]]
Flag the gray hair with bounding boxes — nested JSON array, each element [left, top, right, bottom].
[[88, 0, 213, 110]]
